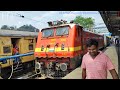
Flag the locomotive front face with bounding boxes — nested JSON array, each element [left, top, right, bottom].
[[34, 24, 85, 78], [34, 24, 78, 77], [35, 25, 74, 58]]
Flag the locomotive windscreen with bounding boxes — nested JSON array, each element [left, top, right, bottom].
[[42, 29, 54, 38], [56, 26, 69, 36]]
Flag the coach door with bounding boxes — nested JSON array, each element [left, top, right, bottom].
[[11, 38, 21, 55]]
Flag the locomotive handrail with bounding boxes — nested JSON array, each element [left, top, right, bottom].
[[0, 52, 34, 62]]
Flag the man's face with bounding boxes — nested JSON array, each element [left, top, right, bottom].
[[87, 45, 98, 57]]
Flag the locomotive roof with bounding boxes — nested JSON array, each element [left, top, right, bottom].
[[41, 23, 83, 30], [0, 29, 38, 37], [57, 23, 83, 28], [83, 29, 104, 36]]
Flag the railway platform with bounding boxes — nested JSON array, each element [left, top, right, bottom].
[[62, 44, 119, 79]]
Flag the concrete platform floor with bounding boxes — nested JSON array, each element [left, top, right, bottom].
[[63, 44, 118, 79]]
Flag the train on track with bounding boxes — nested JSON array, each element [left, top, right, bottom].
[[34, 20, 111, 78], [0, 30, 38, 79], [0, 21, 111, 79]]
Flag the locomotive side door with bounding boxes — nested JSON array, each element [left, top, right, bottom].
[[11, 38, 21, 55], [78, 26, 84, 51], [75, 25, 84, 66]]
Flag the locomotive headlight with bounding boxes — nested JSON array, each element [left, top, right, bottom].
[[60, 63, 67, 71]]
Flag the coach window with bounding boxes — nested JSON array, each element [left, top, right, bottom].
[[56, 26, 69, 36], [3, 46, 11, 53], [29, 44, 33, 50], [42, 28, 54, 38]]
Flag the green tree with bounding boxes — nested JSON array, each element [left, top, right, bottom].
[[74, 16, 95, 29], [1, 25, 17, 30], [17, 24, 39, 32], [9, 26, 16, 30], [1, 25, 10, 30]]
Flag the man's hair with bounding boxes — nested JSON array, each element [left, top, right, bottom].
[[86, 38, 98, 47]]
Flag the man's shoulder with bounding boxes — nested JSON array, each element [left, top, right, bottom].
[[99, 51, 110, 61], [83, 52, 88, 56], [83, 53, 89, 58], [99, 51, 108, 57]]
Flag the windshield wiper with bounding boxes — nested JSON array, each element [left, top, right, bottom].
[[60, 30, 68, 36]]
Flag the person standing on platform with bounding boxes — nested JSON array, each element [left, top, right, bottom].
[[81, 38, 119, 79], [115, 38, 119, 47]]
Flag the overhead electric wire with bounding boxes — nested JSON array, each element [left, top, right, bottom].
[[0, 11, 45, 23]]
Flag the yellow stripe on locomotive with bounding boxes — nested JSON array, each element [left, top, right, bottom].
[[35, 46, 81, 52]]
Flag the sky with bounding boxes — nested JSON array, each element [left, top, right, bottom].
[[0, 11, 108, 32]]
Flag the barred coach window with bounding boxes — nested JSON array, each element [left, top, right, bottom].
[[3, 46, 11, 53], [29, 44, 33, 50]]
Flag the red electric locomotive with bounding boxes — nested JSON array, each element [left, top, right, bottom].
[[34, 20, 104, 78]]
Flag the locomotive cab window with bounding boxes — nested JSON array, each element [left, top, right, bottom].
[[56, 26, 69, 36], [3, 46, 11, 53], [42, 29, 54, 38]]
